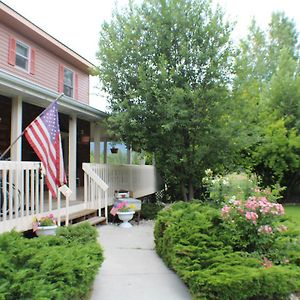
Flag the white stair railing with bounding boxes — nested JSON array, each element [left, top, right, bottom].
[[82, 163, 109, 222]]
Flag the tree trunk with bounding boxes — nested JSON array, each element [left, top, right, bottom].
[[181, 182, 188, 202], [285, 173, 300, 202], [188, 179, 194, 201]]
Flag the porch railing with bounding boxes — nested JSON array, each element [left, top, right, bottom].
[[82, 163, 108, 222], [0, 161, 69, 233], [83, 163, 158, 206]]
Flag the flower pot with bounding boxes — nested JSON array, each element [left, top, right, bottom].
[[116, 211, 135, 228], [110, 147, 118, 154], [36, 225, 58, 236]]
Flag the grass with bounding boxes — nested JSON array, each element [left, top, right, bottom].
[[284, 204, 300, 226]]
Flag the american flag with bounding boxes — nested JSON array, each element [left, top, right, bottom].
[[24, 100, 66, 198]]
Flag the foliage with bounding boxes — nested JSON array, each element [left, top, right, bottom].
[[232, 12, 300, 196], [140, 202, 164, 220], [0, 224, 103, 299], [202, 170, 259, 206], [97, 0, 236, 200], [202, 170, 284, 207], [154, 201, 300, 299]]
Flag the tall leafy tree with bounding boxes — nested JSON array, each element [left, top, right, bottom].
[[97, 0, 235, 200], [233, 12, 300, 197]]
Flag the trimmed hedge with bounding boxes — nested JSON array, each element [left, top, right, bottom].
[[154, 202, 300, 300], [0, 223, 103, 300]]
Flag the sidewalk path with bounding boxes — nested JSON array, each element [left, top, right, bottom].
[[90, 221, 192, 300]]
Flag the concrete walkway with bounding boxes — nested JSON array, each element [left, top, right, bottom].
[[90, 221, 192, 300]]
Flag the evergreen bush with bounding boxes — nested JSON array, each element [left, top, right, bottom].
[[0, 224, 103, 299], [154, 202, 300, 299]]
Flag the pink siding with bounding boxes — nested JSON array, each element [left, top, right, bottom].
[[0, 23, 89, 104]]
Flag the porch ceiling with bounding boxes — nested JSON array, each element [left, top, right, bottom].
[[0, 69, 107, 122]]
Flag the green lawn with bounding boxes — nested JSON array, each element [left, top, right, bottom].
[[284, 205, 300, 226]]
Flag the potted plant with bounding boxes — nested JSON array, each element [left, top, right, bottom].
[[110, 142, 119, 154], [33, 213, 58, 236], [113, 202, 136, 228]]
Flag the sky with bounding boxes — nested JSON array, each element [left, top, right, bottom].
[[2, 0, 300, 112]]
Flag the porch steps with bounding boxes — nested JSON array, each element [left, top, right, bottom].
[[73, 216, 106, 226], [61, 209, 106, 226]]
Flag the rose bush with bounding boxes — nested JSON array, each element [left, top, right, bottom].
[[220, 196, 286, 256]]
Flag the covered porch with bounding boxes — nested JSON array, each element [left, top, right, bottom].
[[0, 161, 158, 233], [0, 69, 159, 234]]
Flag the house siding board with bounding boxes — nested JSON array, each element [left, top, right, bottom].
[[0, 23, 89, 104]]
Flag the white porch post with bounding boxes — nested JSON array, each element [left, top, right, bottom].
[[93, 123, 100, 164], [10, 96, 22, 161], [69, 115, 77, 200], [104, 140, 108, 164], [127, 147, 132, 164]]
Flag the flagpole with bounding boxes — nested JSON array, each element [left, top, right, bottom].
[[0, 93, 64, 160]]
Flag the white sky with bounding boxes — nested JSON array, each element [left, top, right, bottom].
[[2, 0, 300, 112]]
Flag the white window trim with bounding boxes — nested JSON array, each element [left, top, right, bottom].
[[63, 67, 74, 98], [15, 40, 30, 73]]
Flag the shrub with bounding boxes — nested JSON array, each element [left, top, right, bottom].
[[154, 202, 300, 299], [140, 202, 164, 220], [220, 196, 285, 254], [202, 170, 284, 207], [0, 224, 103, 299]]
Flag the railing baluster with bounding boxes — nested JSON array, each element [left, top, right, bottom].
[[40, 167, 44, 213], [20, 165, 24, 218], [30, 168, 35, 215], [25, 169, 29, 216], [35, 168, 39, 214], [8, 169, 13, 220], [2, 169, 7, 222]]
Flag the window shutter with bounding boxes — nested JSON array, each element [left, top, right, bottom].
[[74, 73, 79, 99], [58, 64, 64, 93], [8, 37, 16, 66], [30, 48, 36, 75]]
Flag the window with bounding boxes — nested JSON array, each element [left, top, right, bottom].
[[8, 37, 36, 74], [15, 41, 29, 71], [58, 64, 78, 99], [63, 68, 74, 97]]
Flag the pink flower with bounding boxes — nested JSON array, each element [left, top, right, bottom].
[[221, 205, 231, 217], [277, 225, 288, 232], [262, 257, 273, 268], [245, 211, 258, 224], [232, 200, 242, 207], [258, 225, 273, 234]]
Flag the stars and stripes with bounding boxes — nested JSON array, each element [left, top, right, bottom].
[[24, 100, 66, 198]]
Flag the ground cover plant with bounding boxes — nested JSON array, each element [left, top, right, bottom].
[[154, 175, 300, 299], [0, 223, 103, 300]]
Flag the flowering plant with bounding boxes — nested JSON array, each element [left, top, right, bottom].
[[33, 213, 56, 232], [220, 196, 286, 256], [110, 201, 136, 216], [202, 170, 259, 207]]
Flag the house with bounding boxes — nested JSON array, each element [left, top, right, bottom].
[[0, 2, 158, 233]]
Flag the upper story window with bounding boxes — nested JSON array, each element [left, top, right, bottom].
[[16, 41, 29, 71], [64, 68, 73, 97], [8, 37, 36, 75], [58, 64, 79, 99]]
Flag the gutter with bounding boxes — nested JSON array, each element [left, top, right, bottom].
[[0, 69, 108, 121]]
